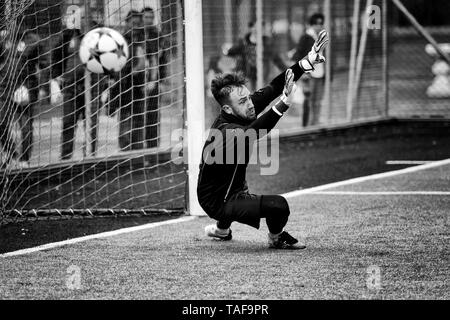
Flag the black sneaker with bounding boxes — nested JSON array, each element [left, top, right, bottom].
[[268, 231, 305, 250]]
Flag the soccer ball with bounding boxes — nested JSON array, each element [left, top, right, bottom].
[[79, 27, 129, 74]]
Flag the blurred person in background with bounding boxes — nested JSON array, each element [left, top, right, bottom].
[[109, 10, 147, 151], [291, 13, 326, 127], [143, 6, 169, 83], [141, 7, 168, 148], [223, 21, 285, 92], [51, 7, 104, 160], [0, 28, 17, 168], [11, 28, 50, 166]]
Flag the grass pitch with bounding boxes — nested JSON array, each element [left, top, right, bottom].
[[0, 162, 448, 299]]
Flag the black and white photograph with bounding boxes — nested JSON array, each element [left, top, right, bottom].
[[0, 0, 449, 307]]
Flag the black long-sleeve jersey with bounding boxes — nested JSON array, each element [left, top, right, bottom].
[[197, 62, 305, 215]]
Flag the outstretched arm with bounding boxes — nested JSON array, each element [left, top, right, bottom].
[[251, 30, 329, 114], [220, 70, 298, 166], [250, 61, 304, 114], [247, 69, 297, 134]]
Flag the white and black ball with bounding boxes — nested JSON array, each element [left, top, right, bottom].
[[79, 27, 129, 74]]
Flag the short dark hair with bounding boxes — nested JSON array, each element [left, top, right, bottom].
[[126, 10, 142, 22], [211, 73, 247, 106], [309, 13, 325, 25], [142, 7, 155, 14]]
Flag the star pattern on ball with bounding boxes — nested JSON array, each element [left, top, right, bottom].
[[81, 27, 128, 74], [88, 46, 110, 74], [113, 43, 127, 60], [88, 47, 102, 62]]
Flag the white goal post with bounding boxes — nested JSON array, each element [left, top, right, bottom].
[[184, 0, 206, 216]]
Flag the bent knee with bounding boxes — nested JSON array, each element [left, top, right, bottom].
[[262, 195, 290, 217]]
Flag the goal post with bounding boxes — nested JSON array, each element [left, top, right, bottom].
[[183, 0, 206, 216]]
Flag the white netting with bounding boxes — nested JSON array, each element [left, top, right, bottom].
[[0, 0, 186, 223]]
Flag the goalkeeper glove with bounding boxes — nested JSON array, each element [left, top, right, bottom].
[[299, 30, 329, 73], [273, 69, 298, 115]]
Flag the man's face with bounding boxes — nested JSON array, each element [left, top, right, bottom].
[[143, 11, 155, 26], [311, 18, 324, 34], [224, 86, 256, 121], [127, 16, 142, 29]]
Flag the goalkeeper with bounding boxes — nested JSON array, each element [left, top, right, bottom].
[[198, 30, 329, 249]]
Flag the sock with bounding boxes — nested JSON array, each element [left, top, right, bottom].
[[217, 221, 231, 230], [215, 226, 230, 236], [268, 231, 283, 241]]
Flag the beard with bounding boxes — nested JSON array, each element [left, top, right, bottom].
[[246, 109, 256, 120]]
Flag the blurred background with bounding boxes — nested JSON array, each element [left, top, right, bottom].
[[203, 0, 450, 129]]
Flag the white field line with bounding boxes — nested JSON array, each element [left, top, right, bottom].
[[0, 216, 197, 258], [310, 191, 450, 196], [2, 158, 449, 259], [386, 160, 435, 165], [283, 158, 450, 199]]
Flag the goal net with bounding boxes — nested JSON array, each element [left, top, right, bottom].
[[0, 0, 186, 224]]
